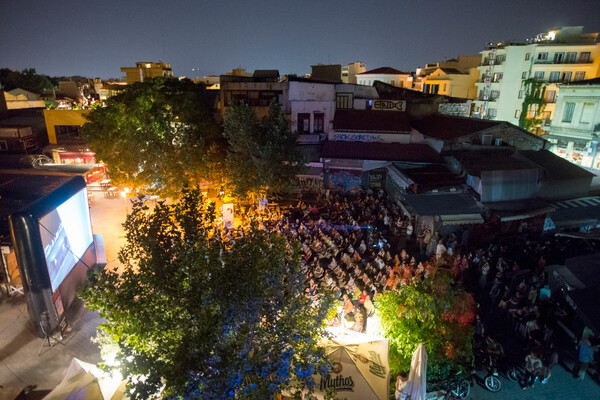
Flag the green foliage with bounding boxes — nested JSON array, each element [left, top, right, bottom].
[[81, 77, 222, 198], [375, 270, 474, 380], [223, 102, 308, 199], [0, 68, 55, 94], [519, 78, 547, 132], [80, 187, 334, 399]]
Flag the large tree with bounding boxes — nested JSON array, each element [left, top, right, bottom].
[[81, 77, 222, 197], [0, 68, 55, 94], [376, 269, 475, 381], [81, 188, 334, 399], [223, 102, 308, 199]]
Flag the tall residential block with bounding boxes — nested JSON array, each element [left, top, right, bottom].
[[472, 26, 600, 132]]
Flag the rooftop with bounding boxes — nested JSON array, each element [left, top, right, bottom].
[[333, 110, 412, 132], [518, 149, 595, 180], [322, 141, 441, 163], [562, 77, 600, 86], [358, 67, 409, 75], [410, 114, 501, 140]]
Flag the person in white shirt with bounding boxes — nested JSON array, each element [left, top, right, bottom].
[[436, 239, 447, 260], [395, 372, 411, 400]]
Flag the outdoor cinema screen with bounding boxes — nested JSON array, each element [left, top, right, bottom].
[[39, 187, 93, 292]]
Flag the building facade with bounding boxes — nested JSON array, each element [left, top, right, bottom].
[[473, 27, 600, 131], [548, 77, 600, 168], [357, 67, 413, 88], [120, 62, 174, 84]]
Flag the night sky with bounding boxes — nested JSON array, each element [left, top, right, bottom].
[[1, 0, 598, 80]]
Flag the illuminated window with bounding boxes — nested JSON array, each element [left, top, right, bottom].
[[562, 102, 575, 122], [314, 113, 325, 133], [566, 52, 577, 63], [574, 71, 586, 81], [297, 113, 310, 133]]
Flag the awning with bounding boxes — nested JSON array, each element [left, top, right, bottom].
[[498, 206, 556, 222], [550, 196, 600, 228], [439, 213, 484, 225]]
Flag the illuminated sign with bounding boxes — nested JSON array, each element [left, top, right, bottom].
[[372, 100, 406, 112]]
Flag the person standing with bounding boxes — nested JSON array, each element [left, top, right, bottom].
[[542, 343, 558, 384], [575, 337, 596, 380], [395, 372, 410, 400]]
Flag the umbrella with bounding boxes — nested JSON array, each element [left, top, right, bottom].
[[407, 344, 427, 400]]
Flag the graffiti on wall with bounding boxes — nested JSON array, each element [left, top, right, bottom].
[[333, 133, 384, 142]]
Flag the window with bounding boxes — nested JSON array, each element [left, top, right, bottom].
[[515, 110, 521, 118], [562, 71, 572, 82], [537, 52, 548, 61], [522, 71, 528, 79], [260, 91, 278, 106], [549, 71, 560, 82], [490, 90, 500, 100], [525, 53, 531, 61], [313, 113, 325, 132], [518, 90, 524, 99], [534, 71, 545, 80], [579, 52, 591, 63], [580, 103, 595, 124], [336, 93, 353, 109], [496, 55, 506, 62], [493, 72, 503, 82], [554, 52, 564, 63], [390, 80, 396, 86], [443, 83, 447, 92], [297, 113, 310, 133], [487, 109, 497, 119], [562, 102, 575, 122], [566, 52, 577, 63], [55, 125, 81, 140], [545, 90, 557, 103], [575, 71, 586, 81]]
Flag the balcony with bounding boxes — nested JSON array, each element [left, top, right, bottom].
[[481, 58, 504, 66], [534, 59, 593, 65], [477, 96, 499, 102]]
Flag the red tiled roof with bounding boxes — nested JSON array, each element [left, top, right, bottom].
[[358, 67, 409, 75], [410, 114, 501, 140], [322, 141, 441, 163], [333, 110, 412, 132]]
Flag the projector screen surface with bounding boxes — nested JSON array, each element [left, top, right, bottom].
[[39, 188, 93, 292]]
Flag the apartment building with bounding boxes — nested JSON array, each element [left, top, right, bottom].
[[472, 27, 600, 131], [120, 62, 174, 84]]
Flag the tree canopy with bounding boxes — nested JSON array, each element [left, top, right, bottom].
[[376, 268, 475, 381], [81, 77, 222, 197], [81, 188, 334, 399], [222, 102, 308, 199], [0, 68, 55, 94]]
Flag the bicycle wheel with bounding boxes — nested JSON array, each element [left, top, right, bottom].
[[507, 367, 520, 382], [451, 379, 471, 399], [485, 375, 502, 392]]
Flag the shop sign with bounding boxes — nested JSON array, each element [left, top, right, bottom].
[[373, 100, 406, 111]]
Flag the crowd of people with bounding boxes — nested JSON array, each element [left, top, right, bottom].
[[219, 185, 599, 392]]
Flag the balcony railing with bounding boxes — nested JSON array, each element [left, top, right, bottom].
[[534, 59, 593, 65], [481, 58, 504, 66], [477, 96, 499, 102]]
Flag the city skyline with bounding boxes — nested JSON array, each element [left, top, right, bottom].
[[1, 0, 599, 79]]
